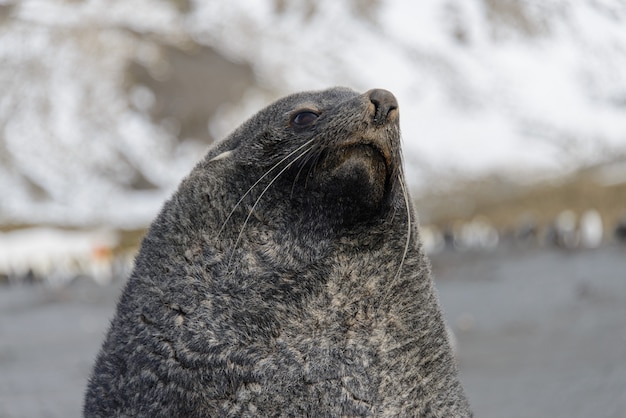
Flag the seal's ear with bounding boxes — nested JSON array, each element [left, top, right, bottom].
[[209, 150, 233, 162]]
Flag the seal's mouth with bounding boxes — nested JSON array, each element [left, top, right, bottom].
[[318, 140, 388, 195], [336, 143, 387, 170], [324, 141, 390, 188], [335, 136, 392, 173]]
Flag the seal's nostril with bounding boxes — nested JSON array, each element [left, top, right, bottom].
[[368, 89, 398, 124]]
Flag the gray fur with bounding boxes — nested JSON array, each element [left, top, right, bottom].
[[84, 87, 472, 417]]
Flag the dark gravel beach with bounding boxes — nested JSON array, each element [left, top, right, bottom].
[[1, 245, 625, 418], [432, 245, 626, 418]]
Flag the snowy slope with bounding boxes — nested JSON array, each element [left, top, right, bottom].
[[1, 0, 625, 227]]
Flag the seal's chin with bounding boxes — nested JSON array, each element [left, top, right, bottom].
[[315, 144, 389, 222], [330, 144, 388, 194]]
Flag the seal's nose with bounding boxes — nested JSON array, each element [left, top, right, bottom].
[[368, 89, 398, 125]]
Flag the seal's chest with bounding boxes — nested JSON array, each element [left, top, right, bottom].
[[248, 331, 381, 413]]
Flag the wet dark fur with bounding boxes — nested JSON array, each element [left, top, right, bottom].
[[84, 87, 472, 416]]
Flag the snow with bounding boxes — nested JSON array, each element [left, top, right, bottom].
[[1, 0, 625, 227]]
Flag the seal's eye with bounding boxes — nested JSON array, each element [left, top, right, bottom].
[[291, 111, 319, 127]]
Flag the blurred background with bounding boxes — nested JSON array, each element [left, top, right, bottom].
[[0, 0, 625, 417]]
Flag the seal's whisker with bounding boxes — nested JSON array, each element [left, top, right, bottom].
[[291, 144, 324, 192], [217, 137, 318, 237], [227, 144, 315, 270], [397, 174, 412, 280], [290, 144, 321, 197], [377, 173, 412, 314], [303, 147, 325, 190]]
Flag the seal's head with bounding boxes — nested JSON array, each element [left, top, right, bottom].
[[206, 87, 402, 230]]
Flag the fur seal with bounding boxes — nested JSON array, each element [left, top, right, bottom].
[[84, 87, 472, 417]]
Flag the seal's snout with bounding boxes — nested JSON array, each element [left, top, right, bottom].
[[367, 89, 398, 125]]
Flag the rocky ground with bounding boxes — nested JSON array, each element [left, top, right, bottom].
[[0, 244, 625, 417]]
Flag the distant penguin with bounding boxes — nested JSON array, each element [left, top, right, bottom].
[[579, 209, 603, 248], [553, 210, 579, 249]]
